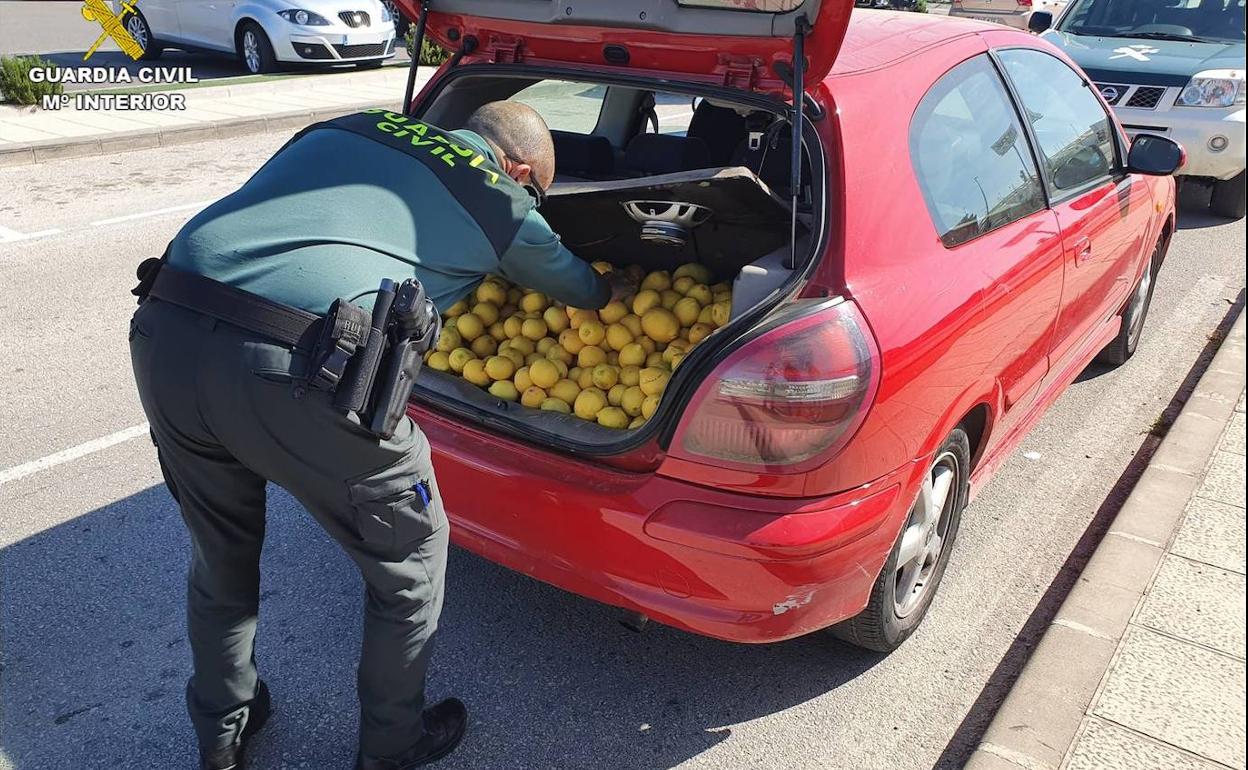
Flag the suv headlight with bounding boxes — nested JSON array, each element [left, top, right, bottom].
[[1177, 69, 1246, 108], [277, 8, 331, 25]]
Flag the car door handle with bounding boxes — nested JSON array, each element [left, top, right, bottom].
[[1074, 237, 1093, 266]]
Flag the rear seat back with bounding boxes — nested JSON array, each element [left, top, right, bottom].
[[623, 133, 711, 176], [551, 130, 616, 180]]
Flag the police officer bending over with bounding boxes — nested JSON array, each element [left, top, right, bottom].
[[129, 101, 632, 770]]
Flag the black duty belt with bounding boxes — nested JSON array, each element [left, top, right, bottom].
[[142, 260, 323, 350]]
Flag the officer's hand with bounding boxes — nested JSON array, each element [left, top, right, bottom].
[[606, 270, 640, 302]]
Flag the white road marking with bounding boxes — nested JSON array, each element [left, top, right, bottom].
[[0, 423, 150, 486], [90, 200, 213, 227], [0, 223, 63, 243]]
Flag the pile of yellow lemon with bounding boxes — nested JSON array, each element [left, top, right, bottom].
[[424, 261, 733, 430]]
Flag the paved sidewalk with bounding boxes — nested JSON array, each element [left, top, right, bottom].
[[0, 65, 426, 166], [969, 311, 1246, 770]]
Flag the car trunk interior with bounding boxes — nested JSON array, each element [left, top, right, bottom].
[[412, 70, 821, 455]]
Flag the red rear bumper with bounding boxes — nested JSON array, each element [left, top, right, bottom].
[[414, 406, 919, 643]]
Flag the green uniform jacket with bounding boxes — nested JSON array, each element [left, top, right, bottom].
[[167, 126, 609, 315]]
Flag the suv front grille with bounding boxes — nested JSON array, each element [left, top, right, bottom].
[[333, 42, 386, 58], [338, 11, 371, 27], [1096, 83, 1130, 106], [1126, 86, 1167, 109]]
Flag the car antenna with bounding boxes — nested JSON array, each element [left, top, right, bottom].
[[402, 0, 431, 115]]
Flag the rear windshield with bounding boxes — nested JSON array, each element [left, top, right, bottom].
[[1058, 0, 1246, 44], [677, 0, 804, 10]]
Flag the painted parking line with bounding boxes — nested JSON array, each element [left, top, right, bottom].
[[89, 200, 213, 227], [0, 423, 150, 487], [0, 223, 63, 243]]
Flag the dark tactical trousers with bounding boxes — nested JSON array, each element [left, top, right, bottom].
[[129, 298, 447, 758]]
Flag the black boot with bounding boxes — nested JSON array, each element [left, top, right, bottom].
[[199, 681, 272, 770], [355, 698, 468, 770]]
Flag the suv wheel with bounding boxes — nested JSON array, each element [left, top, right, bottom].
[[238, 22, 278, 74], [1211, 171, 1246, 220], [831, 427, 970, 653]]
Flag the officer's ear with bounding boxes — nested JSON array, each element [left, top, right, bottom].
[[508, 161, 533, 185]]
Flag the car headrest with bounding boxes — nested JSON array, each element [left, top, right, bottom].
[[551, 130, 615, 179], [624, 133, 711, 175]]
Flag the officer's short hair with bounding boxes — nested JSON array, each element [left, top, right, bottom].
[[465, 101, 556, 188]]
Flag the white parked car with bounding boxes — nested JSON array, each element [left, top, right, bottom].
[[116, 0, 398, 74], [948, 0, 1068, 30]]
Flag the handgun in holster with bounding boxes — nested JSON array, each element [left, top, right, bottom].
[[365, 278, 440, 440]]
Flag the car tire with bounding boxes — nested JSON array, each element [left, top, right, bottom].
[[1096, 234, 1165, 366], [122, 9, 163, 61], [237, 22, 278, 75], [831, 427, 970, 653], [1210, 171, 1246, 220], [385, 1, 412, 37]]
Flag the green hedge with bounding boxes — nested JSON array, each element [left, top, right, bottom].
[[405, 30, 450, 65], [0, 55, 64, 106]]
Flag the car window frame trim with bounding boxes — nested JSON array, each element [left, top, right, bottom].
[[989, 45, 1125, 206]]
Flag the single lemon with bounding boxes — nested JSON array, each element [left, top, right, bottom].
[[578, 320, 606, 347], [660, 290, 682, 310], [711, 301, 731, 327], [546, 344, 574, 366], [682, 284, 711, 305], [629, 416, 648, 429], [640, 270, 672, 292], [456, 313, 485, 342], [641, 308, 680, 344], [605, 323, 634, 351], [475, 281, 507, 306], [471, 335, 498, 358], [632, 290, 661, 316], [697, 305, 717, 326], [673, 297, 701, 327], [591, 363, 619, 390], [500, 348, 526, 370], [448, 347, 475, 373], [673, 262, 712, 284], [507, 336, 535, 355], [591, 260, 614, 274], [488, 321, 508, 342], [568, 308, 598, 329], [599, 301, 629, 324], [577, 345, 607, 369], [550, 379, 581, 406], [540, 397, 571, 413], [472, 302, 500, 327], [639, 367, 670, 396], [558, 328, 585, 354], [621, 386, 645, 416], [597, 407, 629, 429], [620, 314, 644, 337], [484, 355, 515, 381], [503, 314, 525, 339], [641, 394, 661, 419], [645, 351, 666, 368], [688, 323, 713, 344], [608, 383, 627, 406], [521, 318, 548, 341], [427, 351, 451, 372], [520, 292, 547, 314], [444, 299, 469, 318], [576, 368, 596, 389], [619, 343, 646, 367], [619, 365, 641, 387], [520, 386, 546, 408], [543, 306, 570, 334], [488, 380, 519, 401], [462, 359, 490, 386], [514, 366, 533, 391], [435, 327, 462, 353], [672, 276, 696, 295], [528, 358, 560, 389], [574, 388, 608, 420], [536, 336, 557, 355]]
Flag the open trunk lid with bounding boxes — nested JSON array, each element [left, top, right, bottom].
[[401, 0, 853, 94]]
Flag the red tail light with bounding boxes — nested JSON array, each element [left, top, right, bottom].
[[1018, 0, 1033, 5], [670, 299, 879, 473]]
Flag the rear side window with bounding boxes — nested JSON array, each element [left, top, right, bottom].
[[910, 55, 1046, 248], [511, 80, 608, 135], [997, 49, 1117, 194]]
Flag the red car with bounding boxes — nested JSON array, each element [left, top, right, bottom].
[[396, 2, 1181, 651]]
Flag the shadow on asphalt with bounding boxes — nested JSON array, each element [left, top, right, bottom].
[[1176, 183, 1242, 231], [1, 482, 884, 769]]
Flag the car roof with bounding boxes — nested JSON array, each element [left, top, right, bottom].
[[830, 9, 995, 76]]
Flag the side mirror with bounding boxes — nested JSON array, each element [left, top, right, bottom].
[[1028, 11, 1053, 33], [1127, 134, 1186, 176]]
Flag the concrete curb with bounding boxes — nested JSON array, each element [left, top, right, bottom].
[[0, 101, 390, 168], [964, 310, 1247, 770]]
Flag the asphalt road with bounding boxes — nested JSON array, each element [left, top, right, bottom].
[[0, 133, 1243, 770], [0, 1, 412, 91]]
